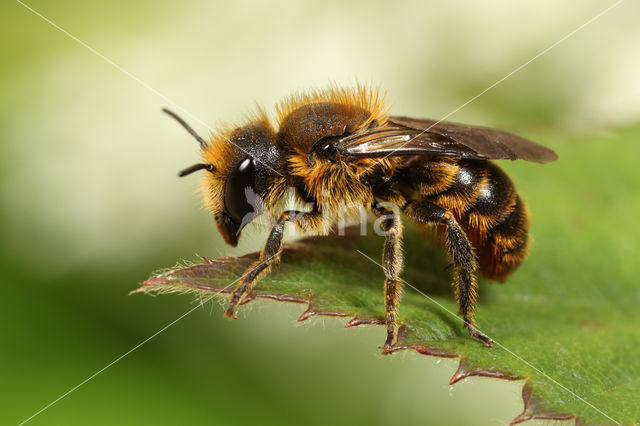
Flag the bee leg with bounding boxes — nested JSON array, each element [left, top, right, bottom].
[[403, 200, 493, 347], [372, 203, 404, 349], [224, 210, 320, 319]]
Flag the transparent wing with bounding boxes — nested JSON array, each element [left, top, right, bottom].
[[338, 116, 558, 164]]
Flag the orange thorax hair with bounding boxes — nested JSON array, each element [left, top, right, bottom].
[[276, 86, 394, 215]]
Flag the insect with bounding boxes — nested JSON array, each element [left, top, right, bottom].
[[164, 85, 557, 348]]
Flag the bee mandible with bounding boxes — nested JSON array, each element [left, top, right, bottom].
[[164, 85, 557, 348]]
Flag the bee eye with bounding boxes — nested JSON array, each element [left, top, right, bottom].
[[224, 157, 256, 224]]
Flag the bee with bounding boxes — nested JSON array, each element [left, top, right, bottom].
[[164, 85, 557, 348]]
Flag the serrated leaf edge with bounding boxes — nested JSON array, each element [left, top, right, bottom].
[[134, 263, 581, 425]]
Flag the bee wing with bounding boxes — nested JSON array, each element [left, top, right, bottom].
[[339, 116, 558, 164]]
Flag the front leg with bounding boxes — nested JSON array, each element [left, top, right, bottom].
[[372, 202, 404, 349], [224, 209, 321, 319], [404, 200, 493, 347]]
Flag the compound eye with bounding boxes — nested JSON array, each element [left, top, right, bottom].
[[224, 157, 256, 224]]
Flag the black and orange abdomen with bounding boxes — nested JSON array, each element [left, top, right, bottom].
[[464, 163, 529, 281], [402, 157, 529, 281], [475, 194, 529, 280]]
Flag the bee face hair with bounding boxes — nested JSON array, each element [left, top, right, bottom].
[[201, 119, 287, 246]]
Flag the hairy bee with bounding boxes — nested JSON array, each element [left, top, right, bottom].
[[165, 85, 557, 348]]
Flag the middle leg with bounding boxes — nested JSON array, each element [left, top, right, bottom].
[[372, 202, 404, 348]]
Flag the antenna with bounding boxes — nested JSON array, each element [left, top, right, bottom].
[[162, 108, 208, 149], [178, 163, 214, 177]]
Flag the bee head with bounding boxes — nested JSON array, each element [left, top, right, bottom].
[[164, 109, 285, 247]]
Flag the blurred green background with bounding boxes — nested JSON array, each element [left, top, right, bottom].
[[2, 1, 639, 425]]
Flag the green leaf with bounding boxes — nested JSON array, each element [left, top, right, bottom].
[[134, 125, 640, 425]]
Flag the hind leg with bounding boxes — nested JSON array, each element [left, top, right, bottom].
[[404, 200, 493, 347]]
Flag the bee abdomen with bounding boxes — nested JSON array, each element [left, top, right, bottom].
[[466, 164, 529, 281], [420, 159, 487, 218], [474, 187, 529, 281], [406, 158, 529, 281]]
